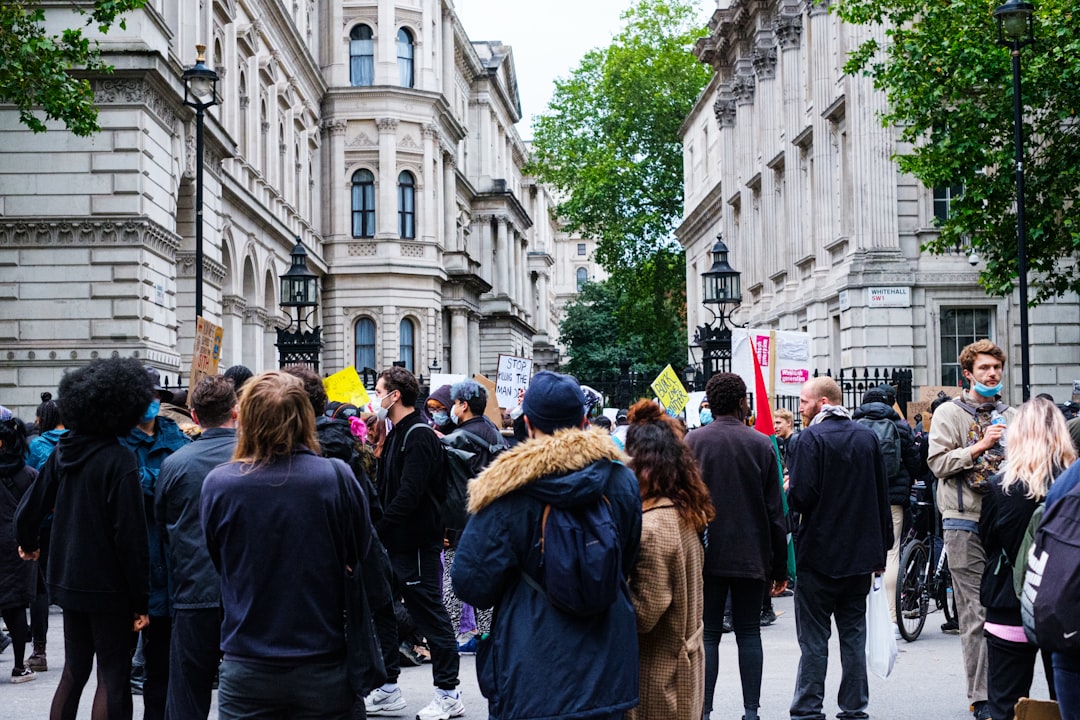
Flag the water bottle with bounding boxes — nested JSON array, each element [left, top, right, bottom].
[[990, 409, 1007, 448]]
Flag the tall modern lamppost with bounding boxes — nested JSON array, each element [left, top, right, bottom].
[[276, 240, 323, 371], [994, 0, 1035, 401], [182, 44, 220, 322], [692, 235, 743, 381]]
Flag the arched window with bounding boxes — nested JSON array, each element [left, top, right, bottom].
[[350, 24, 374, 86], [398, 171, 416, 239], [399, 318, 415, 372], [355, 318, 376, 371], [397, 28, 414, 88], [576, 267, 589, 292], [351, 169, 375, 237]]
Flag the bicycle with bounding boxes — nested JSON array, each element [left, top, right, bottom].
[[895, 481, 958, 641]]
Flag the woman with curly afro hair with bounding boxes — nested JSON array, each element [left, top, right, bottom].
[[624, 399, 714, 720], [16, 357, 152, 720]]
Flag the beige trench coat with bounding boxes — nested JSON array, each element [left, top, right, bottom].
[[628, 499, 705, 720]]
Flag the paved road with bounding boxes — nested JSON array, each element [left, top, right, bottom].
[[0, 600, 1052, 719]]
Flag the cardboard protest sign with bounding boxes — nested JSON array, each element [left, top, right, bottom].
[[323, 366, 371, 408], [473, 374, 506, 428], [495, 354, 532, 409], [651, 364, 689, 417], [188, 318, 224, 403]]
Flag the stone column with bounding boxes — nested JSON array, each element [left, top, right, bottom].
[[222, 294, 246, 369], [422, 124, 437, 242], [377, 0, 395, 85], [478, 215, 493, 285], [376, 118, 398, 238], [322, 120, 347, 238], [244, 306, 268, 373], [778, 11, 804, 264], [467, 313, 480, 377], [442, 9, 455, 88], [495, 217, 510, 296], [443, 148, 457, 251], [450, 309, 468, 374], [809, 1, 837, 249]]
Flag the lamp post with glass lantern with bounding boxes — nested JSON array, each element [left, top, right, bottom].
[[692, 235, 743, 380], [275, 240, 323, 371], [181, 45, 219, 323], [993, 0, 1035, 401]]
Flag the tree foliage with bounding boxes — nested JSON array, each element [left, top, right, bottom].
[[837, 0, 1080, 304], [0, 0, 147, 136], [528, 0, 711, 273], [558, 249, 688, 381]]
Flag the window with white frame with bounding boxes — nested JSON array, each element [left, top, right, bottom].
[[940, 307, 992, 387], [350, 25, 374, 86], [397, 28, 414, 88], [933, 184, 964, 223], [576, 267, 588, 292], [399, 318, 415, 372], [351, 169, 375, 238], [398, 171, 416, 238], [577, 243, 586, 256], [355, 318, 376, 371]]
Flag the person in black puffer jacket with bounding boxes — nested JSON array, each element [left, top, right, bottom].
[[0, 409, 38, 683]]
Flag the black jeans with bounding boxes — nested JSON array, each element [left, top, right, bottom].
[[0, 606, 29, 667], [703, 576, 765, 714], [985, 633, 1055, 720], [218, 658, 352, 720], [790, 569, 871, 720], [141, 615, 172, 720], [388, 547, 459, 689], [53, 610, 137, 720], [166, 608, 220, 720]]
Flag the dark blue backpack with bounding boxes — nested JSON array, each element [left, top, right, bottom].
[[522, 496, 622, 617], [1021, 488, 1080, 652]]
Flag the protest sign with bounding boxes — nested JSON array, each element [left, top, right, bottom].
[[651, 364, 689, 417], [188, 318, 224, 402], [495, 354, 532, 409], [323, 366, 371, 408]]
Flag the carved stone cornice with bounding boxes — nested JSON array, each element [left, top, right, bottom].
[[0, 217, 181, 259], [93, 79, 180, 133], [713, 92, 737, 128], [776, 13, 803, 49], [175, 252, 228, 285], [222, 294, 247, 317], [321, 119, 347, 136], [421, 123, 439, 138], [243, 306, 269, 325], [376, 117, 399, 133], [732, 71, 756, 106], [752, 45, 778, 79]]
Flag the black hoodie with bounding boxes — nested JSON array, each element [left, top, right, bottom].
[[15, 432, 149, 615]]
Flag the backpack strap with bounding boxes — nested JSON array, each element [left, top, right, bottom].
[[399, 422, 432, 453], [2, 475, 24, 501], [451, 429, 505, 455]]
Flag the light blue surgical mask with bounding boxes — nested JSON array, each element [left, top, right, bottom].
[[431, 411, 449, 427], [142, 399, 160, 423], [450, 404, 461, 425], [973, 381, 1003, 397], [699, 409, 713, 426]]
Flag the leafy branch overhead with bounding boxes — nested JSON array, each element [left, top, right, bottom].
[[0, 0, 147, 136], [837, 0, 1080, 304], [527, 0, 711, 274]]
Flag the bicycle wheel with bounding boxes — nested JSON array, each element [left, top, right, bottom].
[[941, 561, 958, 627], [896, 540, 929, 641]]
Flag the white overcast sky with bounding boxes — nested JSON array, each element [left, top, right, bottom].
[[450, 0, 648, 139]]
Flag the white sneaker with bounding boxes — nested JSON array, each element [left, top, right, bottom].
[[416, 692, 465, 720], [365, 686, 407, 715]]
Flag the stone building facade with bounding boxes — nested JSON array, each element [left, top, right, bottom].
[[0, 0, 601, 415], [678, 0, 1080, 402]]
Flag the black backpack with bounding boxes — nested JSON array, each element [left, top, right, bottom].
[[1020, 487, 1080, 652], [856, 416, 902, 478], [401, 424, 477, 544]]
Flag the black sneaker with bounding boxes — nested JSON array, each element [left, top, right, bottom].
[[760, 608, 777, 627], [722, 614, 733, 634], [941, 620, 960, 635], [972, 701, 992, 720], [130, 664, 145, 695], [11, 666, 36, 684]]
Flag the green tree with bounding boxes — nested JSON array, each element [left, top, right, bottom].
[[1, 0, 147, 136], [837, 0, 1080, 304], [528, 0, 711, 273]]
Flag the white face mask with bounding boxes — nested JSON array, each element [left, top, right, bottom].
[[375, 392, 395, 422], [450, 403, 461, 425]]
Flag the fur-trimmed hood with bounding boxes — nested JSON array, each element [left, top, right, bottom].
[[467, 427, 629, 514]]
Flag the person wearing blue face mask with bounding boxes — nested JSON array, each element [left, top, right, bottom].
[[927, 340, 1015, 720], [118, 367, 190, 718], [425, 384, 455, 436], [698, 401, 713, 427]]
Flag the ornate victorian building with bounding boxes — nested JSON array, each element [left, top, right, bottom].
[[678, 0, 1079, 401], [0, 0, 599, 414]]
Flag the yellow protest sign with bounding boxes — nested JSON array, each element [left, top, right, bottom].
[[650, 364, 689, 416], [188, 318, 224, 403], [323, 366, 371, 408]]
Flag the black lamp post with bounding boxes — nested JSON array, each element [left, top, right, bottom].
[[994, 0, 1035, 401], [275, 240, 322, 371], [692, 235, 743, 381], [182, 45, 219, 323], [683, 365, 698, 392]]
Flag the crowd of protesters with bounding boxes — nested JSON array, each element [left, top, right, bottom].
[[0, 337, 1078, 720]]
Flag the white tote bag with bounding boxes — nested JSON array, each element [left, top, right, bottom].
[[865, 573, 897, 679]]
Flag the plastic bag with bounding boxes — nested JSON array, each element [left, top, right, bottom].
[[865, 573, 897, 679]]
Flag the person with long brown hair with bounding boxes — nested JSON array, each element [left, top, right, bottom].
[[200, 371, 372, 720], [979, 397, 1074, 720], [625, 399, 714, 720]]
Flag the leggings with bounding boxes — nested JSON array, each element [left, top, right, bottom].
[[1, 606, 29, 667], [703, 576, 766, 714], [51, 610, 137, 720]]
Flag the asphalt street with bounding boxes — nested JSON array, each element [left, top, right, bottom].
[[0, 600, 1053, 719]]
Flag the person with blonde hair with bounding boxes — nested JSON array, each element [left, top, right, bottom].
[[624, 399, 715, 720], [979, 397, 1074, 720], [200, 371, 372, 720]]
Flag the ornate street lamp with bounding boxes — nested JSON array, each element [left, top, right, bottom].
[[181, 45, 219, 323], [275, 240, 322, 371], [692, 235, 743, 380], [994, 0, 1035, 400]]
